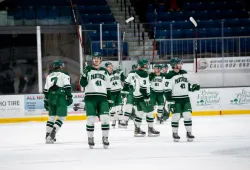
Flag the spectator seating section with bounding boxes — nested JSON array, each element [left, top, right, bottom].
[[0, 0, 126, 56], [146, 1, 250, 55]]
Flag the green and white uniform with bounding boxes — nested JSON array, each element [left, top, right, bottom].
[[44, 60, 73, 143], [122, 70, 137, 122], [165, 69, 199, 135], [133, 69, 155, 128], [149, 72, 165, 119], [109, 70, 123, 124], [80, 65, 111, 138]]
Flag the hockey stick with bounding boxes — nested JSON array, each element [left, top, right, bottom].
[[69, 0, 87, 67], [120, 17, 134, 67], [152, 8, 157, 63], [189, 17, 198, 73]]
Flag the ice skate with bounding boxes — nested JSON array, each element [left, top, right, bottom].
[[45, 132, 56, 143], [186, 132, 195, 142], [46, 128, 56, 144], [134, 127, 146, 137], [111, 120, 116, 128], [88, 137, 95, 149], [173, 133, 180, 142], [102, 137, 109, 149], [148, 127, 160, 137]]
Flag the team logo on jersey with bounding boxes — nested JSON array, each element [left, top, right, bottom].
[[90, 74, 105, 80]]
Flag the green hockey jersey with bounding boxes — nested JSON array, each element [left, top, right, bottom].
[[109, 71, 123, 92], [164, 70, 190, 99], [133, 69, 150, 100], [123, 70, 136, 92], [43, 70, 72, 97], [80, 66, 110, 98], [149, 72, 165, 93]]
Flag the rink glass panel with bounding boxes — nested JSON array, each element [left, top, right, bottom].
[[0, 29, 38, 94], [40, 26, 80, 92]]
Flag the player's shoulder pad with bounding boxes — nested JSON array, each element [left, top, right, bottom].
[[135, 69, 148, 78], [100, 67, 109, 75], [129, 70, 136, 74], [165, 71, 175, 79], [180, 69, 188, 74], [56, 70, 70, 76]]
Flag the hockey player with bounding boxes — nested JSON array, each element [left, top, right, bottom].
[[161, 64, 169, 74], [120, 64, 138, 128], [132, 58, 160, 137], [105, 62, 123, 128], [44, 60, 73, 144], [80, 52, 111, 149], [164, 58, 200, 142], [149, 64, 165, 124]]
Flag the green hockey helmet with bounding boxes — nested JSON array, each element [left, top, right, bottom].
[[132, 64, 138, 70], [162, 64, 169, 68], [52, 60, 64, 69], [92, 52, 102, 59], [138, 58, 149, 68], [153, 64, 162, 69], [170, 58, 182, 68], [105, 62, 112, 68]]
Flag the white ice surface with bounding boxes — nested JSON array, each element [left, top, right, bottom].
[[0, 115, 250, 170]]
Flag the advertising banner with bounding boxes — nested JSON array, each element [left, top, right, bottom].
[[0, 95, 24, 118], [197, 57, 250, 71], [24, 93, 86, 117], [190, 87, 250, 111]]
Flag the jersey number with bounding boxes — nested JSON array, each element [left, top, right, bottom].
[[165, 82, 169, 87], [95, 80, 102, 86], [143, 80, 146, 85], [155, 83, 159, 86], [51, 77, 58, 85], [113, 81, 118, 86], [180, 83, 186, 89]]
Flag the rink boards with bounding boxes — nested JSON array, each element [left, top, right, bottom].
[[0, 87, 250, 123]]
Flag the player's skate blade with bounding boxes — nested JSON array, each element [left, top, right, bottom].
[[173, 133, 180, 142], [148, 127, 160, 137], [88, 137, 95, 149], [102, 137, 109, 149], [46, 136, 54, 144], [186, 132, 195, 142], [134, 127, 146, 137]]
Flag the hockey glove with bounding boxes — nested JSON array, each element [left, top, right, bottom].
[[192, 84, 200, 91], [66, 97, 73, 106], [44, 100, 49, 111], [144, 98, 151, 106], [82, 66, 89, 78]]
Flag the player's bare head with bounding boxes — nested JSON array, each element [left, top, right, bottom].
[[153, 64, 161, 73], [52, 60, 64, 70], [161, 64, 168, 73], [105, 62, 113, 74], [138, 58, 149, 70], [170, 58, 182, 72], [92, 52, 102, 66]]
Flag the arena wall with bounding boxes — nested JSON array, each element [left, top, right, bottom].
[[0, 87, 249, 123]]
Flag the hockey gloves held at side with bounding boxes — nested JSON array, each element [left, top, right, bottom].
[[191, 84, 200, 92], [66, 97, 73, 106]]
